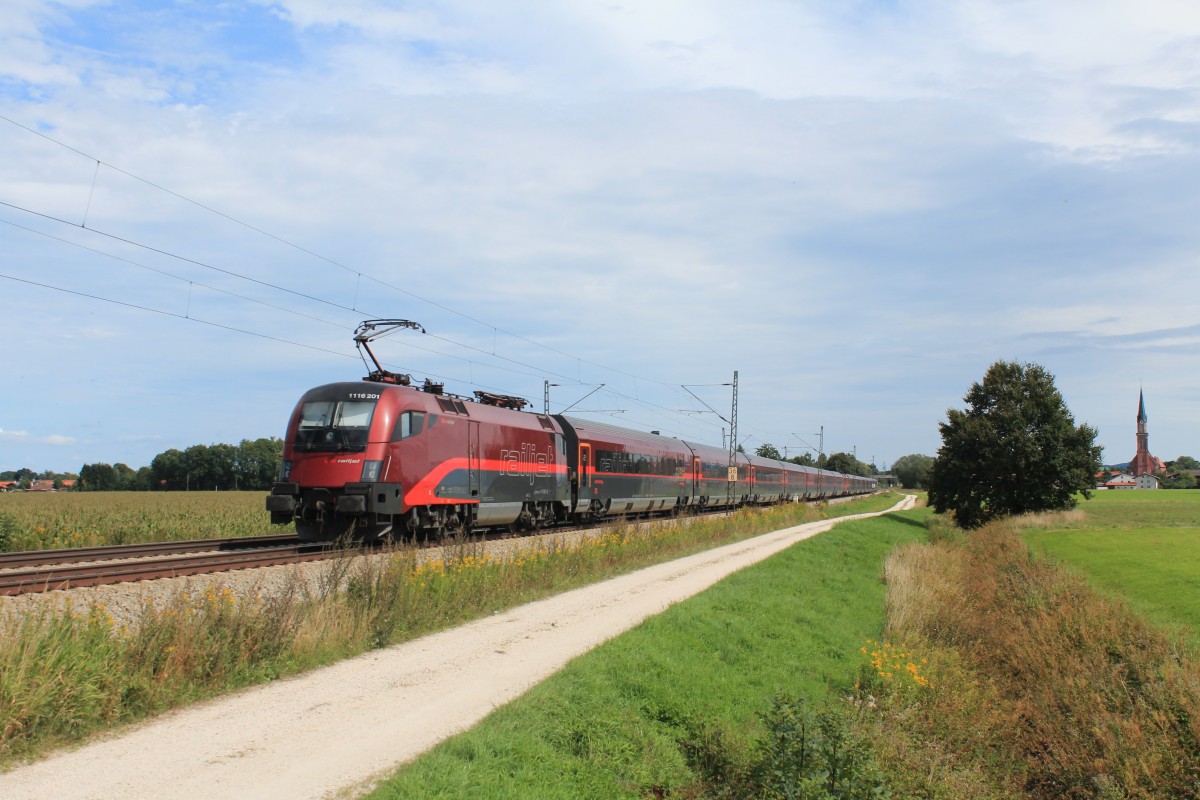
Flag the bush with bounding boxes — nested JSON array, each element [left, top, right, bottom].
[[752, 695, 888, 800]]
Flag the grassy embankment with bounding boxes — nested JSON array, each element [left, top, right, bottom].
[[0, 492, 899, 768], [369, 509, 926, 799], [862, 492, 1200, 799], [0, 491, 277, 551], [373, 491, 1200, 800]]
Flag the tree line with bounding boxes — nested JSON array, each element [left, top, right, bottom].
[[73, 438, 283, 491], [0, 468, 79, 490]]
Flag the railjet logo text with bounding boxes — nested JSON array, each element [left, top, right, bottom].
[[500, 444, 555, 485]]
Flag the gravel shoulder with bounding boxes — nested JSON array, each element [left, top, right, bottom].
[[0, 495, 915, 800]]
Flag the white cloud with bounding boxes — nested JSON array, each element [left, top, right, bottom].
[[0, 427, 75, 446]]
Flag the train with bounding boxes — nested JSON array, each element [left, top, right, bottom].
[[265, 371, 878, 542]]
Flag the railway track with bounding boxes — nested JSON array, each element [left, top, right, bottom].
[[0, 513, 707, 597], [0, 495, 869, 598], [0, 535, 341, 597]]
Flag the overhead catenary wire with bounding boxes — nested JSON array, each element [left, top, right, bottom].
[[0, 113, 683, 389], [0, 199, 594, 387], [1, 195, 730, 439], [0, 269, 549, 399], [0, 115, 745, 444]]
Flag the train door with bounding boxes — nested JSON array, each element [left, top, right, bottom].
[[692, 456, 701, 498], [468, 421, 481, 498], [579, 443, 592, 489]]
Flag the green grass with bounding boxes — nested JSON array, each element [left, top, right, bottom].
[[1023, 490, 1200, 648], [366, 508, 926, 799], [1069, 488, 1200, 528]]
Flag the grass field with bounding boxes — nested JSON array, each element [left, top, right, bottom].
[[0, 491, 276, 551], [1023, 490, 1200, 648], [366, 509, 926, 799]]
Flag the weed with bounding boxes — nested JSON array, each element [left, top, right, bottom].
[[872, 509, 1200, 799], [751, 695, 888, 800], [923, 513, 964, 545], [0, 513, 13, 550]]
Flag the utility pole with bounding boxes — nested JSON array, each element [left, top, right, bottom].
[[727, 370, 739, 495], [729, 371, 738, 458]]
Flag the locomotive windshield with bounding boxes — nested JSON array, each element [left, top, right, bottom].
[[294, 399, 377, 452]]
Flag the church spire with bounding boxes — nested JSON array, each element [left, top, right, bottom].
[[1130, 388, 1164, 476]]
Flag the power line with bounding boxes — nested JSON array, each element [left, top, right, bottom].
[[1, 193, 729, 436], [1, 113, 682, 389], [0, 199, 589, 386], [0, 271, 552, 398], [1, 115, 750, 445], [0, 271, 352, 360]]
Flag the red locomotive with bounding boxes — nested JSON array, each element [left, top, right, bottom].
[[266, 321, 878, 541]]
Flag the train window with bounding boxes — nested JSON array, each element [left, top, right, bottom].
[[298, 400, 374, 431], [295, 399, 376, 451], [392, 411, 427, 441], [299, 401, 336, 430]]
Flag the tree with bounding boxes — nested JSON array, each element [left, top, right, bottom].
[[151, 448, 187, 490], [1161, 471, 1197, 490], [891, 453, 934, 489], [928, 361, 1102, 529], [789, 453, 816, 467], [1171, 455, 1200, 471], [79, 462, 120, 491], [755, 443, 782, 460], [233, 438, 283, 490], [113, 463, 137, 489], [823, 451, 872, 477]]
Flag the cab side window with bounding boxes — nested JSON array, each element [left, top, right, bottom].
[[392, 411, 427, 441]]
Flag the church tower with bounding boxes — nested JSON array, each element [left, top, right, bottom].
[[1128, 389, 1166, 476]]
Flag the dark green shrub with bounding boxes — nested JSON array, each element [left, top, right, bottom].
[[752, 695, 888, 800]]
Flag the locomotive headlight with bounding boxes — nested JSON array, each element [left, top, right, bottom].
[[280, 460, 292, 481], [360, 460, 383, 483]]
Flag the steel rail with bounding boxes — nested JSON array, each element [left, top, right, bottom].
[[0, 543, 340, 597], [0, 534, 302, 570]]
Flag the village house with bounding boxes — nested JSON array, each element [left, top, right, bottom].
[[1099, 472, 1158, 490]]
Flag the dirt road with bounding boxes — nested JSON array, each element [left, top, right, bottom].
[[0, 495, 915, 800]]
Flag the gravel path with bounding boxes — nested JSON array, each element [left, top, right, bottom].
[[0, 495, 914, 800]]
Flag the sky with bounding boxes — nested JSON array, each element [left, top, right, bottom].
[[2, 0, 1199, 475]]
